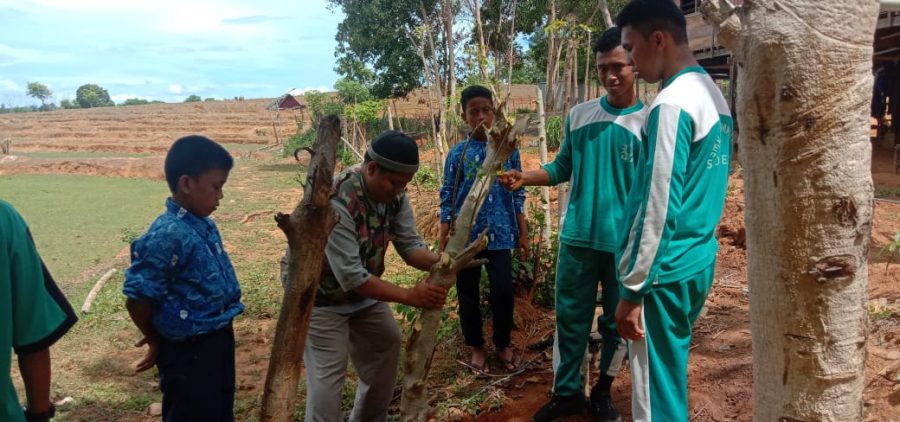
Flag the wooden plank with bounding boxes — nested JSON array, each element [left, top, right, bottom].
[[878, 12, 900, 29], [688, 13, 716, 52]]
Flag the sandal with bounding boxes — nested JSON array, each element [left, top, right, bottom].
[[496, 348, 521, 372], [457, 359, 490, 377]]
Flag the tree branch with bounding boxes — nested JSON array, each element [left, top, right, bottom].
[[699, 0, 743, 53]]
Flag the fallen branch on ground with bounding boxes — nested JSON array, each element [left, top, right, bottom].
[[81, 268, 117, 313], [240, 210, 275, 224]]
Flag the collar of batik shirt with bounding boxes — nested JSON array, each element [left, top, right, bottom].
[[164, 197, 215, 240]]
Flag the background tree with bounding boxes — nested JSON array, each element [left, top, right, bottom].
[[328, 0, 438, 98], [59, 99, 78, 109], [184, 95, 202, 103], [26, 82, 52, 106], [477, 0, 546, 85], [702, 0, 878, 419], [121, 98, 151, 106], [334, 78, 372, 103], [75, 84, 114, 108]]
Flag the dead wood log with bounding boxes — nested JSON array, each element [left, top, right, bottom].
[[81, 268, 116, 313], [260, 115, 341, 421]]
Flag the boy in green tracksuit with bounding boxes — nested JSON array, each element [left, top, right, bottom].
[[1, 201, 77, 422], [500, 27, 647, 422], [614, 1, 733, 420]]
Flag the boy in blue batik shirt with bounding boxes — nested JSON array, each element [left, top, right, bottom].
[[439, 85, 527, 373], [123, 135, 243, 422]]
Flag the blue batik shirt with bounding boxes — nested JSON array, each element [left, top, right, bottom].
[[123, 198, 244, 339], [440, 138, 525, 250]]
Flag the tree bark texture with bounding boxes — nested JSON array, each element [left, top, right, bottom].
[[442, 0, 458, 143], [409, 17, 447, 177], [702, 1, 878, 420], [259, 116, 341, 422], [598, 0, 614, 28], [472, 0, 490, 82], [399, 104, 527, 421], [545, 0, 559, 113], [535, 85, 552, 250]]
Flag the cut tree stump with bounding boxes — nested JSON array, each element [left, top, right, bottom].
[[259, 115, 341, 422]]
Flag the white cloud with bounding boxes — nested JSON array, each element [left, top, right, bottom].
[[30, 0, 141, 12], [0, 79, 20, 91], [4, 0, 342, 102], [0, 44, 70, 66], [290, 86, 331, 95]]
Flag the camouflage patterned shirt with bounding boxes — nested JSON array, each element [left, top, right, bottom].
[[316, 168, 425, 310]]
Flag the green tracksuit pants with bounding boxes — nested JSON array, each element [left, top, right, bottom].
[[628, 263, 715, 422], [552, 243, 627, 396]]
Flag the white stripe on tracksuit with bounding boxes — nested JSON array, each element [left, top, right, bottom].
[[618, 104, 681, 297]]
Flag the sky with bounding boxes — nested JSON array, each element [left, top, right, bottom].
[[0, 0, 344, 106]]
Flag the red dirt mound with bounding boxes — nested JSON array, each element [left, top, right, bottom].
[[0, 155, 164, 179]]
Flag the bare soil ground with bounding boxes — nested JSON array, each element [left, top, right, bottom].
[[0, 98, 299, 153], [2, 102, 898, 421]]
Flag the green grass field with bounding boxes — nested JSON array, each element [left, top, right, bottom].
[[0, 174, 169, 286]]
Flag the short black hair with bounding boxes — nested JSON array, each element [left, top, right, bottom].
[[593, 26, 623, 54], [164, 135, 233, 193], [616, 0, 688, 45], [460, 85, 493, 111]]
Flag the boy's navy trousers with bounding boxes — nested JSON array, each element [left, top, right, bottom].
[[157, 323, 235, 422]]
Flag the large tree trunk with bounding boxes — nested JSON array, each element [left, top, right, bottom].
[[702, 1, 878, 420], [260, 116, 341, 421], [399, 104, 527, 422]]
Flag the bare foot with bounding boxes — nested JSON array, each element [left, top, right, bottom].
[[470, 346, 487, 369], [498, 346, 514, 362], [497, 346, 519, 370]]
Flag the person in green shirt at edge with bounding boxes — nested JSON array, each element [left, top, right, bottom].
[[1, 200, 78, 422], [500, 26, 648, 422], [615, 0, 733, 420]]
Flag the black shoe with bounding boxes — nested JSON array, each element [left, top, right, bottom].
[[532, 394, 587, 422], [589, 389, 622, 422]]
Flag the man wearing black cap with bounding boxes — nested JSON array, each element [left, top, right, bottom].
[[302, 131, 448, 422]]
